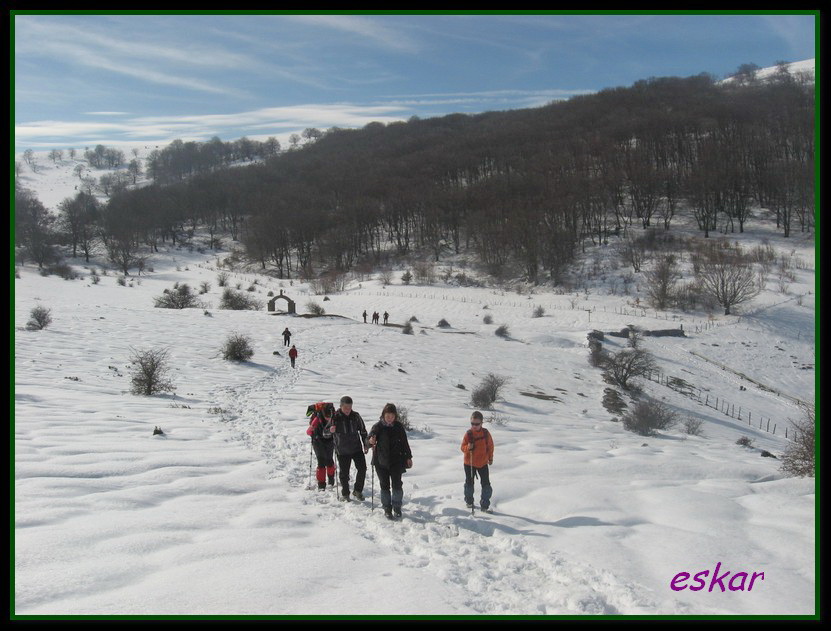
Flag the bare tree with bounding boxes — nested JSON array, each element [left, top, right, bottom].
[[604, 348, 657, 390], [780, 402, 814, 477], [696, 244, 761, 315], [644, 254, 681, 310]]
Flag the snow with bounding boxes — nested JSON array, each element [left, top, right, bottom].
[[13, 139, 816, 618]]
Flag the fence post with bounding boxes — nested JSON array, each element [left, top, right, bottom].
[[738, 407, 742, 420], [773, 424, 776, 435], [766, 419, 770, 432]]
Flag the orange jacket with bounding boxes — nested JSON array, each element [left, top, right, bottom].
[[461, 427, 494, 468]]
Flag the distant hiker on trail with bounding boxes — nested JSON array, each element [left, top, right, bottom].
[[289, 345, 298, 368], [368, 403, 412, 520], [329, 396, 368, 502], [306, 402, 336, 490], [363, 310, 368, 323], [282, 327, 292, 346], [383, 311, 389, 325], [461, 411, 495, 513]]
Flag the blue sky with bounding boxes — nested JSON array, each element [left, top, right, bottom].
[[13, 12, 817, 152]]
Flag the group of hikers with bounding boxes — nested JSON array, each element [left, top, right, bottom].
[[282, 328, 298, 368], [362, 310, 389, 325], [306, 397, 494, 519]]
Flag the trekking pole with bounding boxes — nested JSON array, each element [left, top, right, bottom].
[[308, 439, 313, 490], [468, 436, 475, 517], [371, 461, 375, 511]]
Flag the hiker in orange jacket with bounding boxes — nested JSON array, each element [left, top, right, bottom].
[[461, 411, 494, 512]]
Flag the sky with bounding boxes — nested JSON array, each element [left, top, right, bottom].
[[12, 11, 817, 152]]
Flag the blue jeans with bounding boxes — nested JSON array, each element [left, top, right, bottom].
[[464, 464, 492, 509]]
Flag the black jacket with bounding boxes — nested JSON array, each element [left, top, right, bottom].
[[330, 409, 367, 455], [369, 420, 412, 470]]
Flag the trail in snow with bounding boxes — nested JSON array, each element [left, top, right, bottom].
[[208, 321, 663, 615]]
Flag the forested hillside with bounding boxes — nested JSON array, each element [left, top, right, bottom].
[[16, 69, 814, 286]]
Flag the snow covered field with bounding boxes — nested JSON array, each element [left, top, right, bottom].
[[13, 150, 816, 617]]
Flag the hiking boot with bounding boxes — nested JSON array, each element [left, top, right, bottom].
[[384, 506, 393, 520], [317, 482, 326, 491], [340, 493, 351, 502], [352, 490, 365, 501], [328, 477, 335, 486], [466, 502, 474, 509], [393, 506, 402, 518], [481, 506, 492, 513]]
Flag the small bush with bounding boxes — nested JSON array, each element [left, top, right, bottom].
[[471, 373, 509, 409], [401, 270, 413, 285], [397, 405, 411, 430], [199, 281, 211, 294], [26, 305, 52, 330], [219, 288, 261, 310], [129, 347, 175, 396], [602, 388, 628, 416], [222, 333, 254, 361], [495, 324, 510, 338], [621, 398, 678, 436], [682, 418, 705, 437], [306, 301, 325, 315], [402, 321, 414, 334], [217, 271, 229, 287], [736, 436, 755, 447], [604, 348, 658, 390], [483, 314, 493, 324], [154, 283, 201, 309], [533, 305, 545, 318], [437, 318, 451, 328]]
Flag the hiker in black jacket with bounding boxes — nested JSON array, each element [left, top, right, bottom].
[[329, 396, 368, 501], [368, 403, 413, 519]]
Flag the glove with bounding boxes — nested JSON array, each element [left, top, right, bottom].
[[405, 459, 413, 469]]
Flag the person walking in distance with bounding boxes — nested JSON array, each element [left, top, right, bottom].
[[288, 344, 298, 368], [363, 310, 368, 323], [306, 402, 336, 490], [367, 403, 412, 519], [329, 396, 369, 501], [383, 311, 389, 325], [461, 411, 494, 512], [282, 327, 292, 347]]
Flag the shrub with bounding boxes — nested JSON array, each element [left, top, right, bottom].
[[397, 405, 411, 430], [129, 347, 175, 396], [780, 403, 814, 477], [437, 318, 451, 328], [26, 305, 52, 330], [402, 321, 414, 334], [495, 324, 510, 338], [736, 436, 755, 447], [682, 418, 705, 437], [154, 283, 201, 309], [483, 314, 493, 324], [401, 270, 413, 285], [621, 398, 678, 436], [217, 271, 229, 287], [533, 305, 545, 318], [471, 373, 509, 409], [306, 301, 325, 315], [602, 388, 628, 416], [222, 333, 254, 361], [219, 288, 261, 310]]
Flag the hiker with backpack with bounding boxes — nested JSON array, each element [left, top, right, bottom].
[[289, 345, 298, 368], [329, 396, 369, 502], [367, 403, 413, 519], [306, 402, 336, 490], [461, 411, 494, 513], [282, 327, 292, 346]]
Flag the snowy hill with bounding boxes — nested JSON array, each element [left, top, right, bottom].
[[13, 147, 816, 616]]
